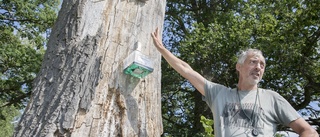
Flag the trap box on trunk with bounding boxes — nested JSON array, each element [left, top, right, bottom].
[[123, 50, 154, 78]]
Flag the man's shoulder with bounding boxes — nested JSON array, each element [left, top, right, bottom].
[[260, 88, 279, 94], [205, 80, 233, 94], [206, 80, 230, 90], [259, 88, 283, 98]]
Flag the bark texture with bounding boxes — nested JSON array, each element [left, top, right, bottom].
[[14, 0, 165, 136]]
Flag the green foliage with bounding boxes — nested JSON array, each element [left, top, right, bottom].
[[0, 1, 59, 135], [163, 0, 320, 135], [1, 0, 60, 47], [274, 133, 286, 137], [200, 116, 214, 137], [0, 101, 20, 137], [0, 0, 60, 108]]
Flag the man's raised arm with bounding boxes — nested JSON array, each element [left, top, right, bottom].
[[151, 28, 206, 95]]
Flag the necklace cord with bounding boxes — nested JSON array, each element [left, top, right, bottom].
[[237, 88, 259, 127]]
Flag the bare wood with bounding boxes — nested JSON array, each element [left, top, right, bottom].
[[14, 0, 166, 136]]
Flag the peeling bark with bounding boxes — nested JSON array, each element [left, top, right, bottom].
[[14, 0, 166, 136]]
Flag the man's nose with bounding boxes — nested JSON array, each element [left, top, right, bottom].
[[255, 63, 262, 70]]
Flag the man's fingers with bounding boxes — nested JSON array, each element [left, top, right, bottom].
[[151, 31, 156, 38], [151, 31, 158, 39], [155, 28, 159, 37], [151, 28, 160, 43]]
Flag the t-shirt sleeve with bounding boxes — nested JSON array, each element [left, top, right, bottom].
[[202, 80, 226, 109], [273, 93, 301, 126]]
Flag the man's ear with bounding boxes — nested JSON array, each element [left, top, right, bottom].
[[236, 63, 241, 71]]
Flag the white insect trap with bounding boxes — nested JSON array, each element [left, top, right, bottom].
[[123, 42, 154, 78]]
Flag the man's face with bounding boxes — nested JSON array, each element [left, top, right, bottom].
[[237, 52, 265, 86]]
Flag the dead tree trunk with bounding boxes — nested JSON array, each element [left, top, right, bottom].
[[14, 0, 166, 136]]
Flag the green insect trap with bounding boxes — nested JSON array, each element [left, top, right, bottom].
[[123, 42, 154, 78]]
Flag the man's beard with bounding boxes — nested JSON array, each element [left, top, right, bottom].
[[248, 78, 260, 85]]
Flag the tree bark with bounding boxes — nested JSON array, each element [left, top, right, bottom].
[[14, 0, 166, 136]]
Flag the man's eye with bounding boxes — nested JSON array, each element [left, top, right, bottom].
[[250, 60, 256, 64]]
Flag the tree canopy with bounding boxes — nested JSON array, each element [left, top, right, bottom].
[[0, 1, 59, 135], [0, 100, 19, 137], [162, 0, 320, 136], [0, 0, 60, 108]]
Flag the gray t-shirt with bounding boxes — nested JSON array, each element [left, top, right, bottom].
[[203, 80, 301, 137]]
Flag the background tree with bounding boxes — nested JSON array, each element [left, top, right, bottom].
[[0, 0, 59, 135], [162, 0, 320, 136], [0, 0, 59, 107], [0, 100, 19, 137], [14, 0, 166, 136]]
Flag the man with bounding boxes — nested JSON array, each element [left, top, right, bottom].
[[151, 28, 318, 136]]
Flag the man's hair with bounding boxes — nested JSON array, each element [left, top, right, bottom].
[[237, 48, 264, 64]]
